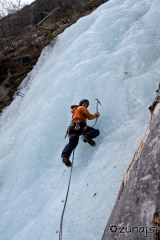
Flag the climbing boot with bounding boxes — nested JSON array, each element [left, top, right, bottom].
[[62, 153, 72, 167], [82, 135, 96, 146]]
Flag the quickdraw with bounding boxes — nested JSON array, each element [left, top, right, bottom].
[[64, 127, 69, 138]]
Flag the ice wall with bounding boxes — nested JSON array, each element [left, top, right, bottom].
[[0, 0, 160, 239]]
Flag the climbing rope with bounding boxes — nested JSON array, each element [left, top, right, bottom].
[[59, 150, 75, 240], [59, 98, 101, 239]]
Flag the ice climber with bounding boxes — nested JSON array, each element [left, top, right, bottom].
[[61, 99, 100, 167]]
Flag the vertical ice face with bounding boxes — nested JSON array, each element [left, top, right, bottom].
[[0, 0, 160, 240]]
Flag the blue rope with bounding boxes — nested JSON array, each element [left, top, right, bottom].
[[59, 150, 75, 240]]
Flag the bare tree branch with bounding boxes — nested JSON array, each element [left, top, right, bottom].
[[37, 7, 60, 27]]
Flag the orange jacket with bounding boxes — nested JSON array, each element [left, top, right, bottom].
[[71, 106, 97, 123]]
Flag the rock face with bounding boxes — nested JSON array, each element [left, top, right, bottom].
[[102, 87, 160, 240]]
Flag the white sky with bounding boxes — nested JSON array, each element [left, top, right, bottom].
[[25, 0, 35, 4], [21, 0, 35, 5], [0, 0, 36, 16]]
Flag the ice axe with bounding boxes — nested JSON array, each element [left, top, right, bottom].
[[95, 98, 102, 111], [92, 98, 101, 127]]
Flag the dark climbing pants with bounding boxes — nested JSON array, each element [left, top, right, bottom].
[[62, 122, 100, 157]]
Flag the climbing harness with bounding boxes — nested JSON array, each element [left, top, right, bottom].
[[64, 106, 80, 138], [59, 150, 75, 240], [92, 98, 102, 128], [65, 120, 81, 138]]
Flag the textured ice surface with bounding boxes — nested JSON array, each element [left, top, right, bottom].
[[0, 0, 160, 239]]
